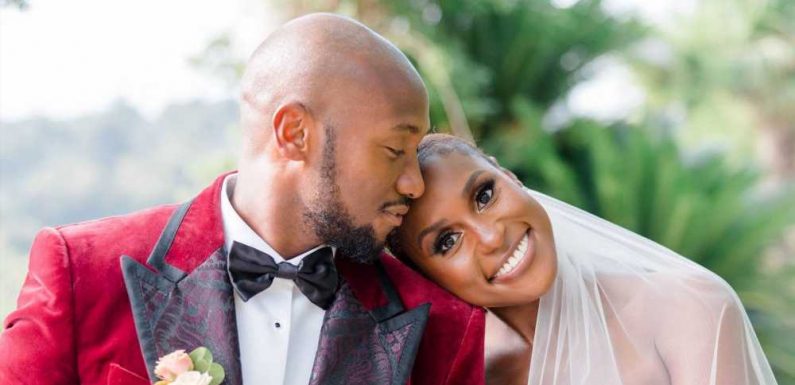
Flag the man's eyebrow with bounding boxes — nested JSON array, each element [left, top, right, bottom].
[[462, 170, 486, 198], [417, 219, 448, 251], [392, 124, 429, 135]]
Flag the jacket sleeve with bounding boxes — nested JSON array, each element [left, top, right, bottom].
[[445, 306, 486, 385], [0, 227, 78, 384]]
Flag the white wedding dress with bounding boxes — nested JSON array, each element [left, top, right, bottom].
[[524, 189, 778, 385]]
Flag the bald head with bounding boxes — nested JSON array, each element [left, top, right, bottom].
[[240, 13, 426, 153], [231, 14, 430, 259]]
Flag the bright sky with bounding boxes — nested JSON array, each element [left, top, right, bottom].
[[0, 0, 279, 121], [0, 0, 695, 122]]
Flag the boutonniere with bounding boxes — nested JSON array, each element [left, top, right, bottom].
[[153, 347, 225, 385]]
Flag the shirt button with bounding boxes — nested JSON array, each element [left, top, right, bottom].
[[274, 322, 281, 328]]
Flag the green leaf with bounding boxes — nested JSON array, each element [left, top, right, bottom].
[[189, 347, 213, 373], [208, 362, 226, 385]]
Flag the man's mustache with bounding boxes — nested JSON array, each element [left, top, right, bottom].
[[380, 197, 412, 211]]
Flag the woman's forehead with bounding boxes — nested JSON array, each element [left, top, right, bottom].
[[420, 152, 493, 190], [403, 153, 493, 228]]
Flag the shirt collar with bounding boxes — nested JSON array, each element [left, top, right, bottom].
[[220, 174, 333, 265]]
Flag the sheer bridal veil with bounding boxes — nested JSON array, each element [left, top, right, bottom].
[[525, 189, 777, 385]]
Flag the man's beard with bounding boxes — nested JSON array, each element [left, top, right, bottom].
[[302, 127, 381, 263]]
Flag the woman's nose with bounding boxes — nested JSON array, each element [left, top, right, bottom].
[[474, 222, 505, 256]]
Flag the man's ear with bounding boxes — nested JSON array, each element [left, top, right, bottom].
[[272, 102, 313, 161]]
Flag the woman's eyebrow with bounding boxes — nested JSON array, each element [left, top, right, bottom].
[[417, 219, 449, 250], [462, 170, 486, 198]]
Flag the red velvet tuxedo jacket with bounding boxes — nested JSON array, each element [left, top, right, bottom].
[[1, 173, 485, 385]]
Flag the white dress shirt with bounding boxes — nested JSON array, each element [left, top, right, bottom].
[[221, 174, 328, 385]]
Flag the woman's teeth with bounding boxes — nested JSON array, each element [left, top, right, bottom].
[[494, 233, 529, 278]]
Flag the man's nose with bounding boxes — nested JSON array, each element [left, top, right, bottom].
[[396, 157, 425, 199]]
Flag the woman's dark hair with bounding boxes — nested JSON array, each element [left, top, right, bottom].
[[386, 133, 496, 267]]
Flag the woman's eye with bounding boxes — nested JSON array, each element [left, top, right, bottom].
[[434, 232, 461, 255], [475, 181, 494, 211]]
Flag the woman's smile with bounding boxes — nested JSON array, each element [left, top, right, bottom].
[[391, 147, 558, 309], [490, 228, 536, 282]]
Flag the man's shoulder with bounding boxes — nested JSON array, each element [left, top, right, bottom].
[[45, 203, 179, 264], [379, 253, 480, 317], [379, 254, 486, 383], [56, 203, 177, 240], [52, 172, 228, 245]]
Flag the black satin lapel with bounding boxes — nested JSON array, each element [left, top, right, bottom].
[[371, 259, 431, 385], [308, 283, 431, 385], [122, 249, 243, 385], [121, 255, 172, 383], [378, 302, 431, 385]]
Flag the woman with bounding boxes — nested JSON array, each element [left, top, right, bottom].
[[387, 134, 778, 385]]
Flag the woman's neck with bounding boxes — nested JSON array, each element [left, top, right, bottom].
[[490, 300, 540, 344]]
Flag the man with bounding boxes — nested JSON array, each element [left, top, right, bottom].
[[0, 14, 485, 385]]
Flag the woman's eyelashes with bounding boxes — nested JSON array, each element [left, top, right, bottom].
[[431, 178, 498, 256], [474, 178, 496, 211], [434, 231, 461, 255]]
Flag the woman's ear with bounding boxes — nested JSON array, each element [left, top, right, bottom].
[[272, 102, 312, 161]]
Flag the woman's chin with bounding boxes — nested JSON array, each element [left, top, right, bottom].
[[472, 292, 541, 309]]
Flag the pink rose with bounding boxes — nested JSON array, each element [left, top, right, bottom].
[[172, 371, 212, 385], [154, 349, 194, 381]]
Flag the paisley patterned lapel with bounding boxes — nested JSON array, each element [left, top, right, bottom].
[[309, 266, 431, 385], [121, 201, 242, 385]]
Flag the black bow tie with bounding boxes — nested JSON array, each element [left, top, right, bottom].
[[227, 241, 339, 309]]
